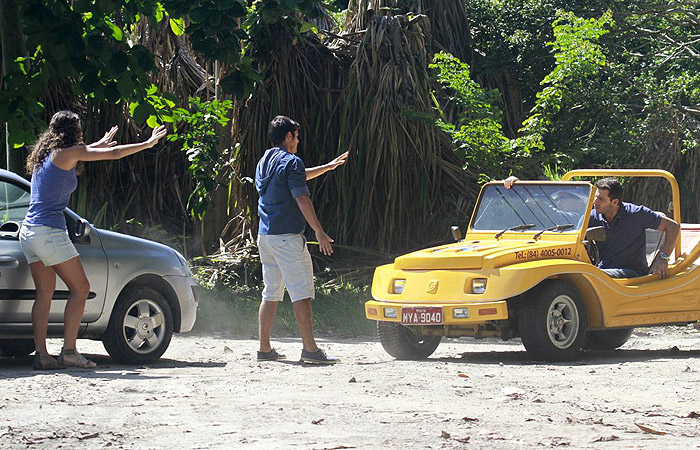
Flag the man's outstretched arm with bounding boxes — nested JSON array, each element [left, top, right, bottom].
[[306, 151, 349, 180]]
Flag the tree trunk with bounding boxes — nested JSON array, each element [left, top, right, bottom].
[[0, 0, 27, 173]]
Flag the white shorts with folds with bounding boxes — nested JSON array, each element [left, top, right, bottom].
[[19, 225, 79, 266], [257, 233, 314, 302]]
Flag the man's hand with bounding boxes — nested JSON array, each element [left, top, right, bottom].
[[316, 230, 334, 256], [649, 256, 669, 279], [306, 151, 349, 181], [325, 151, 348, 172], [503, 176, 519, 189]]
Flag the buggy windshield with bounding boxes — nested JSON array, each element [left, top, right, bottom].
[[470, 184, 590, 233]]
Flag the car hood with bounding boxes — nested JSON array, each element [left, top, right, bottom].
[[393, 240, 574, 270], [93, 228, 189, 277]]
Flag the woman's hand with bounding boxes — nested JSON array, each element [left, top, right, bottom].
[[89, 126, 118, 148], [145, 125, 168, 148]]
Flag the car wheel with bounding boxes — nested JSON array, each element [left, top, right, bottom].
[[584, 328, 634, 350], [0, 339, 35, 357], [519, 280, 587, 361], [377, 321, 441, 360], [102, 288, 173, 364]]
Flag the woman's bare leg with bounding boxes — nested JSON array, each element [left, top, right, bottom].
[[29, 262, 57, 355], [52, 256, 90, 350]]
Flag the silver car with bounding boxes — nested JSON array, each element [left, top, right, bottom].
[[0, 169, 199, 364]]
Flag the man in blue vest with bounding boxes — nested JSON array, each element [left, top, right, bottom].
[[255, 115, 348, 364]]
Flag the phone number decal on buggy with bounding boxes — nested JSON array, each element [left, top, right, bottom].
[[515, 248, 572, 260]]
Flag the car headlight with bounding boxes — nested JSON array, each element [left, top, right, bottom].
[[472, 278, 487, 294], [173, 250, 193, 276], [384, 307, 398, 318], [391, 279, 406, 294]]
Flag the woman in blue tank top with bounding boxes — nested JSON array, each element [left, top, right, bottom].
[[20, 111, 167, 370]]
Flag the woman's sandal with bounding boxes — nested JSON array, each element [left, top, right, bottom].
[[57, 348, 97, 369], [33, 352, 64, 370]]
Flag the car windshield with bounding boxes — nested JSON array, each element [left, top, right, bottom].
[[470, 184, 590, 232]]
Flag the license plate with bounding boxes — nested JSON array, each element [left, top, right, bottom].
[[401, 306, 443, 325]]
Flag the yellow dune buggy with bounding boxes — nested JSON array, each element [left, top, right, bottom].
[[365, 170, 700, 361]]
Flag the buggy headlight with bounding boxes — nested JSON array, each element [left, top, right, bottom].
[[472, 278, 487, 294], [384, 307, 398, 318], [391, 279, 406, 294], [453, 308, 470, 318]]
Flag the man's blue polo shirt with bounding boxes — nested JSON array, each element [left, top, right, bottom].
[[588, 202, 662, 275], [255, 147, 310, 235]]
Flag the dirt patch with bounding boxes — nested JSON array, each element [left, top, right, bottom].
[[1, 326, 699, 449]]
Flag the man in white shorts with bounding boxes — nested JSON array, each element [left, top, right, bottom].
[[255, 115, 348, 364]]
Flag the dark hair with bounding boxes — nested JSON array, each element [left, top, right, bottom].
[[268, 115, 299, 146], [595, 177, 623, 202], [26, 110, 83, 174]]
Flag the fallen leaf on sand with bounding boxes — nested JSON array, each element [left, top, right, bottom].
[[462, 417, 479, 422], [687, 411, 700, 419], [441, 430, 451, 439], [77, 433, 100, 440], [348, 377, 357, 383], [593, 435, 619, 442], [223, 346, 233, 353], [457, 372, 468, 378], [635, 423, 667, 435], [312, 418, 325, 425], [502, 386, 524, 400], [549, 437, 570, 446]]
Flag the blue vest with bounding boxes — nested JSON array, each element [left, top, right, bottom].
[[24, 155, 77, 230]]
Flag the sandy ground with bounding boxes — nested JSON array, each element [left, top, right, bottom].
[[0, 326, 699, 450]]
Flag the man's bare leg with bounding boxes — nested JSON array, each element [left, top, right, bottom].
[[258, 300, 278, 353], [293, 298, 318, 352]]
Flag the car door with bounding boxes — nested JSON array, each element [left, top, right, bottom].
[[0, 175, 107, 331]]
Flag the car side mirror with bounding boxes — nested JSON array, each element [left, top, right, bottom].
[[75, 218, 91, 239], [585, 226, 606, 242], [451, 226, 462, 242], [0, 221, 20, 239]]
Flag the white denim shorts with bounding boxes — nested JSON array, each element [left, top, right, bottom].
[[19, 225, 79, 266], [257, 233, 314, 302]]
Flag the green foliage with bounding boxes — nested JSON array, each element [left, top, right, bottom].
[[465, 0, 572, 109], [505, 2, 700, 220], [0, 0, 172, 150], [168, 97, 233, 219], [166, 0, 324, 99], [429, 52, 518, 181], [517, 10, 613, 157], [1, 0, 324, 157], [542, 163, 564, 181]]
